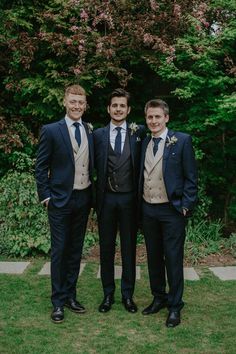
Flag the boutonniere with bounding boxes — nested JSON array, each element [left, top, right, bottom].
[[129, 122, 139, 135], [166, 135, 178, 147], [136, 137, 141, 142], [87, 122, 93, 134]]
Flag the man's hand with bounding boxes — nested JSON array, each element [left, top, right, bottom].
[[182, 208, 188, 216]]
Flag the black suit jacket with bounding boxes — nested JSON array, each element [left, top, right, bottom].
[[35, 118, 94, 208], [139, 130, 198, 214], [93, 123, 146, 216]]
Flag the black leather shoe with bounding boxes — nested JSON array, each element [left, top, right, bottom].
[[142, 298, 168, 315], [51, 307, 64, 323], [122, 298, 138, 313], [65, 299, 86, 313], [166, 311, 181, 328], [98, 295, 114, 313]]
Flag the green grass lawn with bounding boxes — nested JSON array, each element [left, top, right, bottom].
[[0, 259, 236, 354]]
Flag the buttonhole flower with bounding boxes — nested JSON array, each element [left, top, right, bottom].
[[166, 135, 178, 147]]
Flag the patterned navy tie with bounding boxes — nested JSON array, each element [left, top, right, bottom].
[[74, 122, 81, 147], [114, 127, 122, 155], [153, 137, 162, 156]]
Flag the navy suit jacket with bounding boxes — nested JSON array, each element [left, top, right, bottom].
[[35, 118, 94, 208], [139, 130, 198, 214], [94, 123, 146, 216]]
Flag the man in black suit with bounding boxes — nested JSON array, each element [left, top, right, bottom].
[[139, 99, 197, 327], [35, 84, 94, 323], [94, 88, 145, 313]]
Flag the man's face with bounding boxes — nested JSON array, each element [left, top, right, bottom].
[[107, 96, 131, 126], [145, 107, 169, 137], [63, 93, 87, 121]]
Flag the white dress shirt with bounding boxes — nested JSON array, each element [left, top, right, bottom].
[[109, 121, 127, 153], [65, 115, 85, 143], [152, 128, 168, 149]]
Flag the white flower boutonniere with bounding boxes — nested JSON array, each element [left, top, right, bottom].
[[166, 135, 178, 147], [87, 122, 93, 134], [129, 122, 139, 135]]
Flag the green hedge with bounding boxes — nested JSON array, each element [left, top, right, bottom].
[[0, 171, 50, 257]]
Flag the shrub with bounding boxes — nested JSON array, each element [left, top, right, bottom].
[[0, 166, 99, 258], [185, 219, 224, 263], [0, 170, 50, 257]]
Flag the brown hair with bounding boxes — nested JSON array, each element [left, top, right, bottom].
[[64, 84, 86, 97], [108, 88, 130, 106], [144, 99, 169, 116]]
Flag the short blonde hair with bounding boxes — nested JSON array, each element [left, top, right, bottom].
[[144, 99, 169, 116], [64, 84, 86, 97]]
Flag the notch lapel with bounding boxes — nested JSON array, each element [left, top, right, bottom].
[[163, 130, 175, 173], [83, 122, 94, 169], [102, 125, 110, 174], [59, 119, 74, 164]]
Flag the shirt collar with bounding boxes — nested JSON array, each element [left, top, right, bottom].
[[152, 128, 168, 141], [110, 121, 127, 132], [65, 115, 83, 128]]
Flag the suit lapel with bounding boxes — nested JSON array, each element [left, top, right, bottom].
[[141, 136, 151, 172], [128, 127, 136, 166], [83, 122, 93, 165], [103, 125, 110, 173], [163, 129, 175, 173], [59, 119, 74, 164]]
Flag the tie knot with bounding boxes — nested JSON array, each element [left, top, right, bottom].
[[73, 122, 81, 128], [152, 137, 162, 156], [116, 127, 122, 132], [153, 137, 162, 145]]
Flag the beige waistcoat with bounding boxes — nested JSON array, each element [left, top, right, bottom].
[[143, 139, 169, 204], [68, 127, 91, 190]]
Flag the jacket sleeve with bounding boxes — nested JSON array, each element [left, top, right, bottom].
[[182, 135, 198, 211], [35, 126, 52, 202]]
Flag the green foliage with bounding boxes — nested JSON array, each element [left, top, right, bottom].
[[0, 0, 235, 228], [224, 233, 236, 258], [156, 0, 236, 224], [0, 0, 209, 125], [83, 232, 99, 256], [0, 116, 37, 177], [0, 170, 50, 257], [0, 155, 99, 257], [185, 219, 224, 263]]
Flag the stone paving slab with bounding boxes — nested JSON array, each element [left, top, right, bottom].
[[209, 266, 236, 280], [97, 265, 141, 280], [184, 267, 200, 280], [38, 262, 86, 275], [0, 261, 30, 274]]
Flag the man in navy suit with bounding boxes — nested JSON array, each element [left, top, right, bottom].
[[139, 99, 197, 327], [94, 88, 145, 313], [35, 84, 94, 323]]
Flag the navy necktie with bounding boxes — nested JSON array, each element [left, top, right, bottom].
[[153, 137, 162, 156], [74, 122, 81, 147], [114, 127, 122, 155]]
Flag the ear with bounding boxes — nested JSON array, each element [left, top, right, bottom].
[[63, 98, 66, 107], [107, 105, 110, 114], [127, 106, 131, 115], [165, 114, 169, 123]]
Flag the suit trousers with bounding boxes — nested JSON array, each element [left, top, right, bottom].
[[48, 187, 92, 307], [98, 191, 137, 299], [142, 200, 187, 311]]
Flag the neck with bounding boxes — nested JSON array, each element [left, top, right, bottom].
[[111, 119, 126, 126]]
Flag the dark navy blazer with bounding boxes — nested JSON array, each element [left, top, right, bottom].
[[93, 123, 146, 216], [35, 118, 94, 208], [139, 129, 198, 214]]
